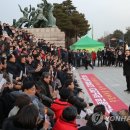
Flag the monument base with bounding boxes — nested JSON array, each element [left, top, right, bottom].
[[25, 27, 65, 47]]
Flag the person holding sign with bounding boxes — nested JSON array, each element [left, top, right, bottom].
[[17, 55, 27, 79]]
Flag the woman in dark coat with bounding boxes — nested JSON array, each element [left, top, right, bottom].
[[2, 104, 39, 130], [7, 54, 20, 79]]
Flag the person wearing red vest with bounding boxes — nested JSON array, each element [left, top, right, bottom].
[[91, 51, 97, 66], [52, 106, 78, 130], [51, 88, 72, 121]]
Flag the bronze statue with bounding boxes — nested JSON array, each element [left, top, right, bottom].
[[47, 3, 56, 27], [33, 3, 48, 27], [15, 0, 56, 28], [16, 5, 31, 28], [29, 7, 37, 22]]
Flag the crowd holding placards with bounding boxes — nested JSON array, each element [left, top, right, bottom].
[[0, 22, 130, 130]]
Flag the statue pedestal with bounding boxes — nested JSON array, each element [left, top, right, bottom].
[[25, 27, 65, 47]]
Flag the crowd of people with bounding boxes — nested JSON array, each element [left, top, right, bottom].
[[66, 47, 124, 70], [0, 22, 130, 130]]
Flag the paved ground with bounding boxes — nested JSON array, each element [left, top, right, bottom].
[[74, 66, 130, 107]]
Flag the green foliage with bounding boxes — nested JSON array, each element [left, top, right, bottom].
[[53, 0, 90, 40], [124, 29, 130, 46], [99, 28, 130, 46], [112, 30, 123, 39]]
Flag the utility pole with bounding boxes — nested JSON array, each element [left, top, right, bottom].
[[92, 25, 94, 39]]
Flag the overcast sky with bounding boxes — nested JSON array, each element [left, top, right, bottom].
[[0, 0, 130, 39]]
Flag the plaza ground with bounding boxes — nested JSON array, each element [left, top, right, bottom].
[[75, 66, 130, 107]]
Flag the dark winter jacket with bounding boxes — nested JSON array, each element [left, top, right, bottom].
[[7, 61, 20, 79], [68, 91, 87, 110], [2, 117, 37, 130], [123, 56, 130, 76], [0, 93, 16, 128]]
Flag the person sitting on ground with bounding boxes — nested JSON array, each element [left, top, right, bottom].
[[64, 79, 93, 114], [11, 77, 54, 119], [85, 104, 107, 130], [8, 94, 31, 117], [51, 87, 72, 121], [53, 106, 78, 130], [3, 104, 50, 130], [109, 109, 130, 130], [6, 54, 20, 80], [36, 72, 57, 107]]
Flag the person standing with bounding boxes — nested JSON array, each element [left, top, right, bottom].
[[87, 51, 94, 69], [97, 49, 103, 67], [76, 50, 81, 68], [0, 21, 3, 36], [102, 47, 107, 66], [91, 51, 96, 66], [123, 49, 130, 92]]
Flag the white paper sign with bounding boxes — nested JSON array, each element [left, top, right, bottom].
[[0, 78, 7, 92], [25, 68, 27, 75], [0, 74, 3, 82], [9, 73, 13, 84], [80, 110, 87, 119], [20, 71, 23, 79]]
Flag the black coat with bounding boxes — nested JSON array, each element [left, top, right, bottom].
[[78, 126, 92, 130], [36, 80, 52, 99], [2, 117, 37, 130], [123, 56, 130, 76], [17, 62, 26, 75], [0, 93, 16, 128], [26, 63, 35, 74], [7, 61, 20, 79], [68, 91, 87, 110], [57, 70, 67, 85], [35, 80, 52, 107], [0, 24, 2, 36], [87, 114, 107, 130], [3, 26, 13, 36]]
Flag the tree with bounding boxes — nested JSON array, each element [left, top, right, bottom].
[[124, 29, 130, 46], [53, 0, 90, 46], [112, 30, 123, 40], [98, 34, 113, 47]]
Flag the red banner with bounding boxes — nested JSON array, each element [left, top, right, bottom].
[[80, 74, 128, 114]]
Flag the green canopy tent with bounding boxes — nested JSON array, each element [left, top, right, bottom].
[[70, 35, 104, 52]]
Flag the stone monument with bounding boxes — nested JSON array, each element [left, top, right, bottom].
[[14, 0, 65, 47], [26, 27, 65, 47]]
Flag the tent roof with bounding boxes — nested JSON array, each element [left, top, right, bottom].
[[70, 36, 104, 51]]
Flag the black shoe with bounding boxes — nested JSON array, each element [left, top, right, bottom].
[[124, 89, 129, 92], [88, 103, 93, 106]]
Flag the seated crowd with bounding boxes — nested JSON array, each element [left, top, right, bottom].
[[0, 23, 130, 130]]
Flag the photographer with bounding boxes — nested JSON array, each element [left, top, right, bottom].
[[123, 49, 130, 92]]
